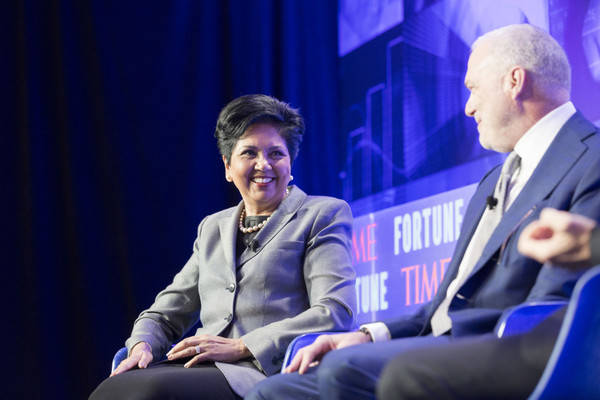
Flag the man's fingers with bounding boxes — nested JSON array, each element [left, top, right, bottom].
[[518, 220, 556, 261], [291, 340, 329, 374], [529, 225, 554, 240], [538, 208, 570, 229], [520, 239, 558, 263], [539, 208, 595, 233], [284, 349, 306, 373], [298, 351, 316, 375]]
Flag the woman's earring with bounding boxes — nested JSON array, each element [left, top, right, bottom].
[[226, 175, 232, 182], [289, 175, 294, 182]]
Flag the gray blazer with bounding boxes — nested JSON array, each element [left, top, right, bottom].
[[126, 186, 356, 395]]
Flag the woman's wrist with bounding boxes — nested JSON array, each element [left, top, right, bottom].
[[238, 338, 252, 358]]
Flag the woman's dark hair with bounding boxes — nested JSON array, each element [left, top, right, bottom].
[[215, 94, 305, 164]]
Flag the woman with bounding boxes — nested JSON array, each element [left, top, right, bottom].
[[90, 94, 356, 399]]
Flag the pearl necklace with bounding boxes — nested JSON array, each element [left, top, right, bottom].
[[238, 187, 290, 234], [238, 209, 271, 233]]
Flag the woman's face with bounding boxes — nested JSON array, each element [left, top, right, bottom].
[[223, 123, 292, 215]]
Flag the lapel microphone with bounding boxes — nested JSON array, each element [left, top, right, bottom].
[[486, 195, 498, 210], [249, 240, 259, 252]]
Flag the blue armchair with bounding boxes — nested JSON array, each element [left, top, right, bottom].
[[525, 265, 600, 399]]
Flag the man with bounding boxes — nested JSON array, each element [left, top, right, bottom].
[[245, 24, 600, 400], [376, 208, 599, 399]]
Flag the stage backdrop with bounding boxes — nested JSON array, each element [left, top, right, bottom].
[[340, 0, 600, 325], [4, 1, 340, 399], [5, 1, 600, 398]]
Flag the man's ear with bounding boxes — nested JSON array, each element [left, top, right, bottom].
[[222, 155, 232, 182], [506, 65, 527, 100]]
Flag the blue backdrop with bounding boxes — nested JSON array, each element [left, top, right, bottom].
[[4, 1, 339, 398], [341, 0, 600, 215], [340, 0, 600, 325]]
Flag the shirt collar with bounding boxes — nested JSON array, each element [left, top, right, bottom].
[[513, 101, 576, 177]]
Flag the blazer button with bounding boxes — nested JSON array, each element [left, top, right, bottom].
[[225, 313, 233, 322], [227, 283, 236, 292]]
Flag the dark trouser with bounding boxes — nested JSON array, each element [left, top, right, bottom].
[[377, 307, 566, 400], [89, 359, 241, 400], [245, 335, 452, 400]]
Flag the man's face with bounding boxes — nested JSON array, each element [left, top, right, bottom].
[[464, 42, 517, 153]]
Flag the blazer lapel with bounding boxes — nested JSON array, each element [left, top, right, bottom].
[[472, 112, 592, 276], [219, 204, 243, 272], [238, 186, 307, 266]]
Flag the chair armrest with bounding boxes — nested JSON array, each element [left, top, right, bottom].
[[494, 301, 567, 338], [111, 347, 129, 372], [281, 332, 346, 373]]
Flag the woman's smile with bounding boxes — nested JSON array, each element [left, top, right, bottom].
[[224, 122, 292, 215]]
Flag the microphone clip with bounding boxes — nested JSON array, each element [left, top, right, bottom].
[[486, 195, 498, 210], [249, 240, 259, 252]]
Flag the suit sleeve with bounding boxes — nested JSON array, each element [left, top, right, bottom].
[[125, 218, 206, 360], [241, 199, 357, 375]]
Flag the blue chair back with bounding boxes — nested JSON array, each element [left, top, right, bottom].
[[529, 265, 600, 399], [111, 347, 128, 372]]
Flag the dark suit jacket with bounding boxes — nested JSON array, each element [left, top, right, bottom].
[[386, 112, 600, 339]]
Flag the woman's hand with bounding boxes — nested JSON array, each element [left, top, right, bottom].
[[166, 335, 251, 368], [284, 331, 370, 375], [110, 341, 153, 376]]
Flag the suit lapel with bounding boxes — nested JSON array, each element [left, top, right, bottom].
[[238, 186, 307, 266], [452, 172, 500, 269], [471, 112, 592, 277], [427, 170, 500, 309]]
